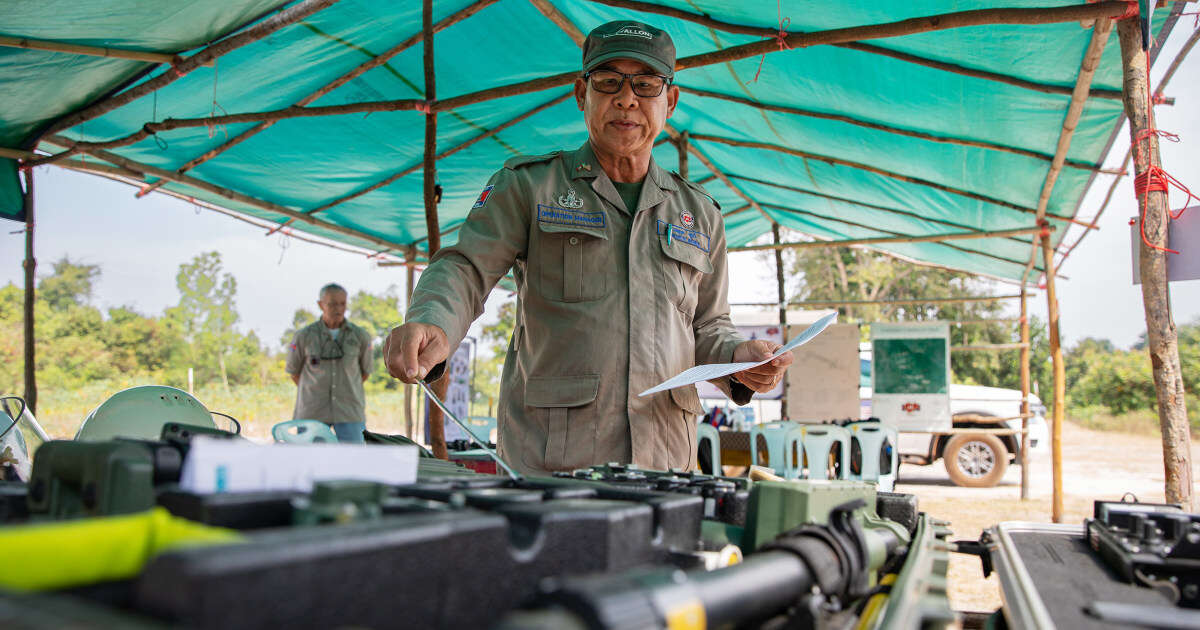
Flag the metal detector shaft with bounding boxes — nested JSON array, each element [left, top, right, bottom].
[[419, 380, 522, 481]]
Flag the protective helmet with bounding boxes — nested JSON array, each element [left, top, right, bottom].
[[75, 385, 216, 442]]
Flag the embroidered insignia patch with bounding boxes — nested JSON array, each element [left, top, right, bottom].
[[557, 188, 584, 208], [680, 209, 694, 228], [656, 220, 710, 252], [472, 185, 494, 209], [538, 204, 606, 229]]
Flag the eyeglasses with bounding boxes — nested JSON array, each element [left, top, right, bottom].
[[583, 70, 671, 97]]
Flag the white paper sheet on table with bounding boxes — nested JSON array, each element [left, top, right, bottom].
[[638, 311, 838, 397], [179, 436, 418, 494]]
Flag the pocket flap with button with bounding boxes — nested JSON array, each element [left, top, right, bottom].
[[669, 385, 706, 416], [526, 375, 601, 408], [659, 231, 713, 274]]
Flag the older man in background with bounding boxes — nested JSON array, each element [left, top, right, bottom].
[[286, 283, 374, 443]]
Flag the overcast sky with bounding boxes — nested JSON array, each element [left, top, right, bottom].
[[2, 24, 1197, 353]]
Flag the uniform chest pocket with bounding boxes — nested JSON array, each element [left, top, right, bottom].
[[536, 214, 611, 303], [659, 228, 713, 317]]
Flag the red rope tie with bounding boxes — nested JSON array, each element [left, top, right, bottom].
[[749, 1, 792, 84], [415, 100, 432, 115], [1116, 0, 1139, 21]]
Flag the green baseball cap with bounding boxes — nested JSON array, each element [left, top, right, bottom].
[[582, 20, 676, 77]]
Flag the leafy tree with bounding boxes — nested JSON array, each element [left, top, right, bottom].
[[782, 244, 1051, 399], [470, 300, 516, 414], [349, 287, 404, 390], [279, 308, 317, 348], [167, 252, 242, 390], [38, 258, 99, 311]]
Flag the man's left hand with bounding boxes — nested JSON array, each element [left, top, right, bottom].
[[731, 340, 793, 393]]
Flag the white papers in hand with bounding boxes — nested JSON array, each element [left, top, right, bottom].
[[179, 436, 418, 494], [638, 311, 838, 397]]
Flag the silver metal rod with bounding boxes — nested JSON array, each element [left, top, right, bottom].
[[418, 381, 522, 481]]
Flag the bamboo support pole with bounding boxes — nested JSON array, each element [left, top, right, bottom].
[[33, 2, 1139, 168], [0, 34, 195, 66], [1119, 18, 1193, 510], [300, 92, 570, 220], [1057, 25, 1199, 270], [1020, 288, 1031, 500], [21, 168, 36, 415], [754, 203, 1038, 269], [678, 86, 1112, 174], [730, 225, 1046, 252], [1042, 229, 1065, 522], [951, 343, 1029, 352], [722, 172, 1036, 246], [588, 0, 1131, 102], [45, 136, 405, 252], [421, 0, 448, 461], [1020, 18, 1113, 285], [528, 0, 587, 45], [773, 224, 788, 420], [135, 0, 501, 199], [691, 132, 1090, 227], [38, 0, 342, 140], [672, 2, 1139, 72], [409, 220, 464, 248], [667, 128, 773, 225], [790, 295, 1022, 308], [404, 246, 417, 440], [1034, 18, 1112, 230]]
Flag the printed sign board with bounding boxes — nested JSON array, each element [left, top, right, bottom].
[[785, 323, 861, 422], [1131, 207, 1200, 284], [425, 342, 471, 441], [871, 322, 951, 432]]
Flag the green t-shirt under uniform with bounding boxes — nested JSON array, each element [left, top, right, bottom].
[[612, 180, 643, 214]]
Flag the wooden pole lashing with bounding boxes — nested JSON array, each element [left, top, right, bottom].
[[1041, 233, 1065, 523], [1019, 287, 1031, 500], [1118, 18, 1193, 510], [21, 167, 36, 415], [38, 0, 343, 139], [421, 0, 448, 461]]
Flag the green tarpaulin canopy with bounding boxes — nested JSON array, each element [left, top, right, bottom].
[[0, 1, 1185, 283]]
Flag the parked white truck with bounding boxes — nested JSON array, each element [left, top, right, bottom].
[[860, 342, 1049, 488]]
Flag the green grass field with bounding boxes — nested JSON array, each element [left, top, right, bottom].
[[27, 380, 423, 443]]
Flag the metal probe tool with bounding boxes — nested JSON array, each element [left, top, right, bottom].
[[418, 380, 523, 481]]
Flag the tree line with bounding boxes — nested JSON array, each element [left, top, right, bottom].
[[0, 252, 404, 396], [2, 247, 1194, 430]]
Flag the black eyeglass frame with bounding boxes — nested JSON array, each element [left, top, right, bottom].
[[582, 70, 673, 97]]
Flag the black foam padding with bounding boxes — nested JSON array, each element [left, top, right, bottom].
[[0, 481, 28, 523], [156, 489, 298, 530], [876, 492, 919, 535], [520, 477, 704, 553], [1008, 530, 1174, 629], [135, 498, 661, 629], [0, 592, 164, 629]]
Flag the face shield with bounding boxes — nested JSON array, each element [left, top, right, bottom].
[[1, 396, 48, 482]]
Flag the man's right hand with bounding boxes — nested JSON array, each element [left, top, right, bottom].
[[384, 322, 450, 384]]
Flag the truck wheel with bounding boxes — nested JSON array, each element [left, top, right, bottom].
[[944, 434, 1008, 488]]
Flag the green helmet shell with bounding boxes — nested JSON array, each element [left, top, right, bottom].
[[75, 386, 216, 442]]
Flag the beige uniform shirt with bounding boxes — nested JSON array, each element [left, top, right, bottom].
[[286, 320, 373, 424], [408, 141, 750, 475]]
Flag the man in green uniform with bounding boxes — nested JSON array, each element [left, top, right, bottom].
[[385, 20, 791, 474], [287, 283, 374, 443]]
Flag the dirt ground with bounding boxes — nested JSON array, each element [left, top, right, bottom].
[[895, 421, 1200, 613]]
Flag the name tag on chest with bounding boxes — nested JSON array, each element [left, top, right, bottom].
[[537, 204, 606, 229]]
